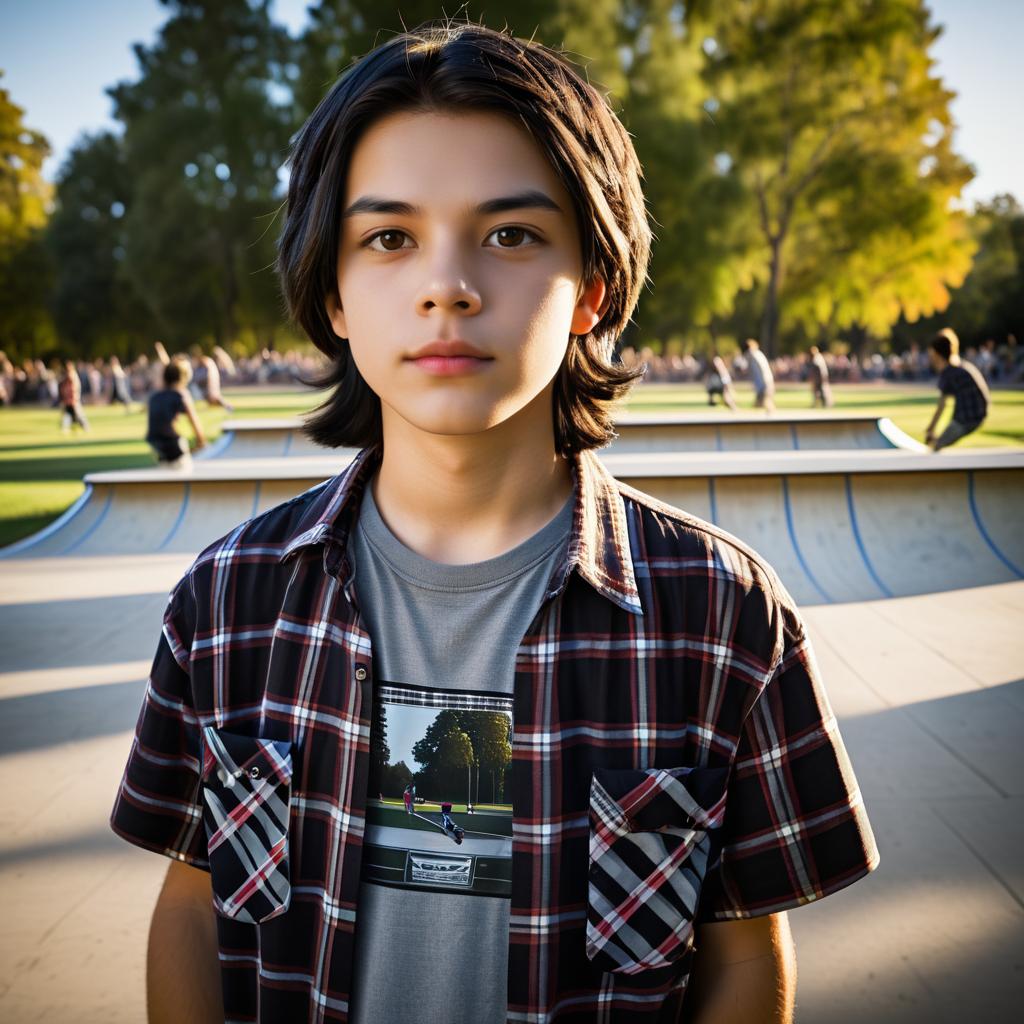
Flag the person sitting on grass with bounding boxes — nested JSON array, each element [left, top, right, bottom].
[[924, 327, 990, 450], [145, 357, 206, 469]]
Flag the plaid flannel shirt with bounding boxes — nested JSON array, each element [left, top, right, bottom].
[[110, 441, 879, 1022]]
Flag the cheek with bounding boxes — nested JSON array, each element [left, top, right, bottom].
[[515, 277, 579, 363]]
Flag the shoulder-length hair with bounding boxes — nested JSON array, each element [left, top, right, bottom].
[[277, 18, 653, 457]]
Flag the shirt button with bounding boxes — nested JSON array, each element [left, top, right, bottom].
[[249, 766, 261, 779], [355, 667, 367, 681]]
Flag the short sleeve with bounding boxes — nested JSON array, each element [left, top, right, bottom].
[[109, 573, 209, 869], [695, 610, 880, 921]]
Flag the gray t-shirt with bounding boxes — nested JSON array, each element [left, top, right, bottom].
[[347, 478, 574, 1024]]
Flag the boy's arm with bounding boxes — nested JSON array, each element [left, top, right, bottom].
[[924, 394, 948, 444], [685, 913, 797, 1024], [147, 860, 223, 1024]]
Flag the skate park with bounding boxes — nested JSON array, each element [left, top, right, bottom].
[[1, 405, 1022, 1023], [201, 409, 928, 459]]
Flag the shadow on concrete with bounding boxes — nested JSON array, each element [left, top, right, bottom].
[[0, 678, 147, 756], [0, 593, 166, 672]]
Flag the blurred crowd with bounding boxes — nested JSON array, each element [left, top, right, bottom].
[[0, 345, 326, 408], [619, 335, 1022, 386], [2, 334, 1021, 410]]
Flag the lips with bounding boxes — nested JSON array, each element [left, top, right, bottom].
[[406, 339, 492, 360]]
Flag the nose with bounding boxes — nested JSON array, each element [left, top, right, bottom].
[[415, 249, 482, 317]]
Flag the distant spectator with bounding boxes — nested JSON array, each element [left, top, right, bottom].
[[705, 352, 737, 411], [193, 352, 235, 413], [743, 338, 776, 413], [924, 328, 990, 451], [108, 355, 135, 411], [808, 345, 833, 408], [146, 358, 207, 469], [58, 360, 90, 434]]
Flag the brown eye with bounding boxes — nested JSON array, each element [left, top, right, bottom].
[[365, 230, 409, 252], [487, 226, 540, 249]]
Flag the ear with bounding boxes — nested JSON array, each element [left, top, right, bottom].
[[325, 287, 348, 340], [571, 276, 608, 337]]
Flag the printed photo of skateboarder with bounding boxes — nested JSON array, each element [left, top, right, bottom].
[[363, 684, 513, 895]]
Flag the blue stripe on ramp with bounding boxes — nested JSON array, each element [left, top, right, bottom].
[[781, 477, 832, 603], [967, 471, 1023, 577], [844, 475, 892, 598], [156, 483, 191, 552]]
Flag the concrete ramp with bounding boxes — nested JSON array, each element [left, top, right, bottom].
[[5, 450, 1021, 606], [204, 411, 925, 459]]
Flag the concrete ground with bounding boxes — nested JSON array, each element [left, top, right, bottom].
[[1, 561, 1022, 1021]]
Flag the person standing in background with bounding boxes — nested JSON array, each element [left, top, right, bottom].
[[108, 356, 135, 411], [808, 345, 833, 408], [743, 337, 776, 413], [58, 360, 90, 434]]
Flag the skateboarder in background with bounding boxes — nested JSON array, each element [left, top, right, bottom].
[[924, 327, 990, 450], [403, 784, 414, 814], [145, 358, 207, 469], [440, 801, 455, 832], [743, 337, 776, 413]]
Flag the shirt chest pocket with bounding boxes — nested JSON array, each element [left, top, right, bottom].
[[201, 726, 295, 924], [586, 764, 730, 975]]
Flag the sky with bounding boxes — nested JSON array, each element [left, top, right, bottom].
[[1, 0, 1021, 207]]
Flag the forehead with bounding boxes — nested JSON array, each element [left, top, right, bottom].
[[343, 108, 571, 210]]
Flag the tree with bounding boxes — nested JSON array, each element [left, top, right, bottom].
[[893, 194, 1024, 350], [106, 0, 296, 349], [688, 0, 976, 354], [459, 711, 512, 805], [45, 131, 157, 358], [412, 709, 475, 800], [0, 74, 55, 359]]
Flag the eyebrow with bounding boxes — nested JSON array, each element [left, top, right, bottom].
[[342, 189, 563, 220]]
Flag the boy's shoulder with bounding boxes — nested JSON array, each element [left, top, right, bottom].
[[612, 474, 795, 611], [180, 473, 341, 587]]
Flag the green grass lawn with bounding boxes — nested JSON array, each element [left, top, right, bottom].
[[1, 381, 1021, 547]]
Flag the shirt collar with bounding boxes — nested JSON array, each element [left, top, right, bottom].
[[278, 442, 643, 617]]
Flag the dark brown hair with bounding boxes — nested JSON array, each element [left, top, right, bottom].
[[276, 18, 653, 456], [929, 327, 959, 362]]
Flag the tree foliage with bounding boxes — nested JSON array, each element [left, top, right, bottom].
[[686, 0, 976, 354], [9, 0, 1015, 359], [0, 74, 55, 358], [104, 0, 295, 349]]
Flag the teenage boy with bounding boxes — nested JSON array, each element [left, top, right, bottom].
[[925, 327, 990, 450], [109, 20, 879, 1024]]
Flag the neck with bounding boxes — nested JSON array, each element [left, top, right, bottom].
[[369, 383, 574, 565]]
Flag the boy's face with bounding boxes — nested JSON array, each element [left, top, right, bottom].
[[327, 109, 606, 443]]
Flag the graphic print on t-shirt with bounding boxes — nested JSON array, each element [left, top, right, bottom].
[[365, 682, 513, 898]]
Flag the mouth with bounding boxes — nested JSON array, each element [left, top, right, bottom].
[[407, 355, 494, 377], [403, 336, 494, 376]]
